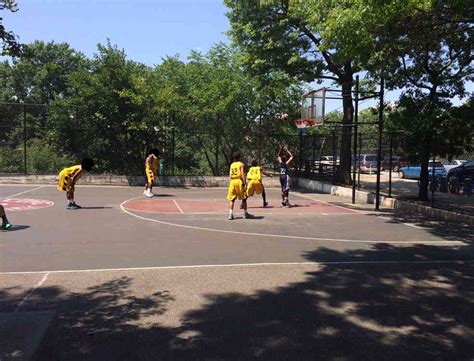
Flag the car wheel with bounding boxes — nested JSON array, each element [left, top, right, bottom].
[[399, 170, 405, 179], [393, 165, 400, 173]]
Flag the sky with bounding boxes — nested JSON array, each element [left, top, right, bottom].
[[2, 0, 472, 111], [3, 0, 230, 65]]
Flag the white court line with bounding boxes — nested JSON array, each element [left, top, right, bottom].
[[377, 215, 472, 243], [173, 199, 184, 214], [14, 272, 49, 311], [1, 260, 472, 275], [293, 192, 369, 215], [1, 185, 46, 200], [121, 203, 356, 216], [119, 197, 465, 246]]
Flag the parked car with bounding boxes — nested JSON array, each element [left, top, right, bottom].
[[442, 159, 468, 172], [315, 156, 339, 166], [447, 160, 474, 195], [352, 154, 383, 173], [398, 162, 446, 179], [381, 155, 409, 172], [314, 156, 339, 174]]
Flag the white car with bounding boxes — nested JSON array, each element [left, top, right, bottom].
[[443, 160, 467, 172]]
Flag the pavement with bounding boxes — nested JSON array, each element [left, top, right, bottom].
[[0, 184, 473, 360]]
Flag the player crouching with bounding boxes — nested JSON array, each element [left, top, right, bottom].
[[227, 151, 254, 220], [246, 160, 272, 207], [57, 158, 94, 210]]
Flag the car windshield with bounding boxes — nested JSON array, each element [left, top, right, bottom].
[[365, 155, 377, 161], [428, 162, 443, 167], [464, 160, 474, 168]]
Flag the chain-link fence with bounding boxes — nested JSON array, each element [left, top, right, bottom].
[[1, 102, 472, 215], [294, 129, 473, 216]]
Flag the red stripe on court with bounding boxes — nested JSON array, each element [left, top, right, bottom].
[[0, 198, 54, 212], [122, 199, 356, 215]]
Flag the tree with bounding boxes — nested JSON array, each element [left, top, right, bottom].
[[224, 0, 394, 184], [379, 0, 473, 200], [9, 41, 85, 105], [0, 0, 22, 55]]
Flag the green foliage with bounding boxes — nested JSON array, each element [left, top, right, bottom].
[[0, 0, 22, 56], [26, 138, 73, 174]]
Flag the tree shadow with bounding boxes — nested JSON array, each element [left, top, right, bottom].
[[370, 212, 474, 243], [0, 225, 30, 232], [80, 207, 113, 210], [0, 277, 175, 360], [170, 246, 474, 360], [1, 246, 473, 360]]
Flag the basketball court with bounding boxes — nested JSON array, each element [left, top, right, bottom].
[[1, 184, 473, 360]]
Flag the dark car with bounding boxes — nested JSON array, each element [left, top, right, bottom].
[[447, 160, 474, 195]]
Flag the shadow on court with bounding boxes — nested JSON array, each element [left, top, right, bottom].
[[1, 245, 473, 360], [78, 206, 113, 210], [1, 225, 30, 232]]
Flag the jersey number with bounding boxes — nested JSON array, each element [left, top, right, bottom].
[[231, 167, 239, 176]]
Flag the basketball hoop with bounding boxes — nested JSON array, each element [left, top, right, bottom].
[[294, 88, 326, 129]]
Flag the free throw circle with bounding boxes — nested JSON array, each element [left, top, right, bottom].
[[0, 198, 54, 212]]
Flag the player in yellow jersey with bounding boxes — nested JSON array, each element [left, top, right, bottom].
[[57, 158, 94, 210], [143, 148, 160, 197], [246, 160, 272, 207], [227, 151, 253, 220]]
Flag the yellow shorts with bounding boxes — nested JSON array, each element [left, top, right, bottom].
[[146, 168, 157, 185], [247, 179, 263, 196], [227, 179, 248, 201], [57, 170, 74, 192]]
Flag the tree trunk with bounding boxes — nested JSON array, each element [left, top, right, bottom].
[[418, 152, 430, 201], [336, 74, 354, 185]]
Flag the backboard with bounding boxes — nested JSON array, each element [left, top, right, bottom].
[[295, 88, 326, 129]]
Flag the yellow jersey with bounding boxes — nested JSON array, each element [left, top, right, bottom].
[[247, 166, 262, 181], [61, 165, 82, 180], [57, 165, 82, 191], [229, 161, 244, 180], [146, 154, 159, 173]]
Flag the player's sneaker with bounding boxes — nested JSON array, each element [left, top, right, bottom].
[[263, 202, 269, 207], [67, 203, 80, 210], [1, 223, 12, 230], [143, 189, 147, 196], [72, 202, 82, 209], [244, 212, 255, 219], [145, 189, 154, 198], [281, 200, 286, 206], [228, 214, 235, 220]]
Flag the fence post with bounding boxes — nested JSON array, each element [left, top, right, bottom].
[[298, 130, 303, 172], [358, 132, 362, 187], [171, 128, 175, 176], [352, 75, 359, 204], [332, 130, 336, 183], [431, 134, 436, 207], [23, 104, 27, 175], [389, 132, 393, 197], [215, 115, 219, 176], [375, 77, 384, 210]]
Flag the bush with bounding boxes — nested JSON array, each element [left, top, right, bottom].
[[27, 139, 74, 174]]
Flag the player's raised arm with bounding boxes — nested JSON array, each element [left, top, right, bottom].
[[277, 144, 283, 163], [285, 147, 294, 165]]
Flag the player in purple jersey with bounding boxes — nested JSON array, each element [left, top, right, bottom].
[[277, 145, 294, 206]]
